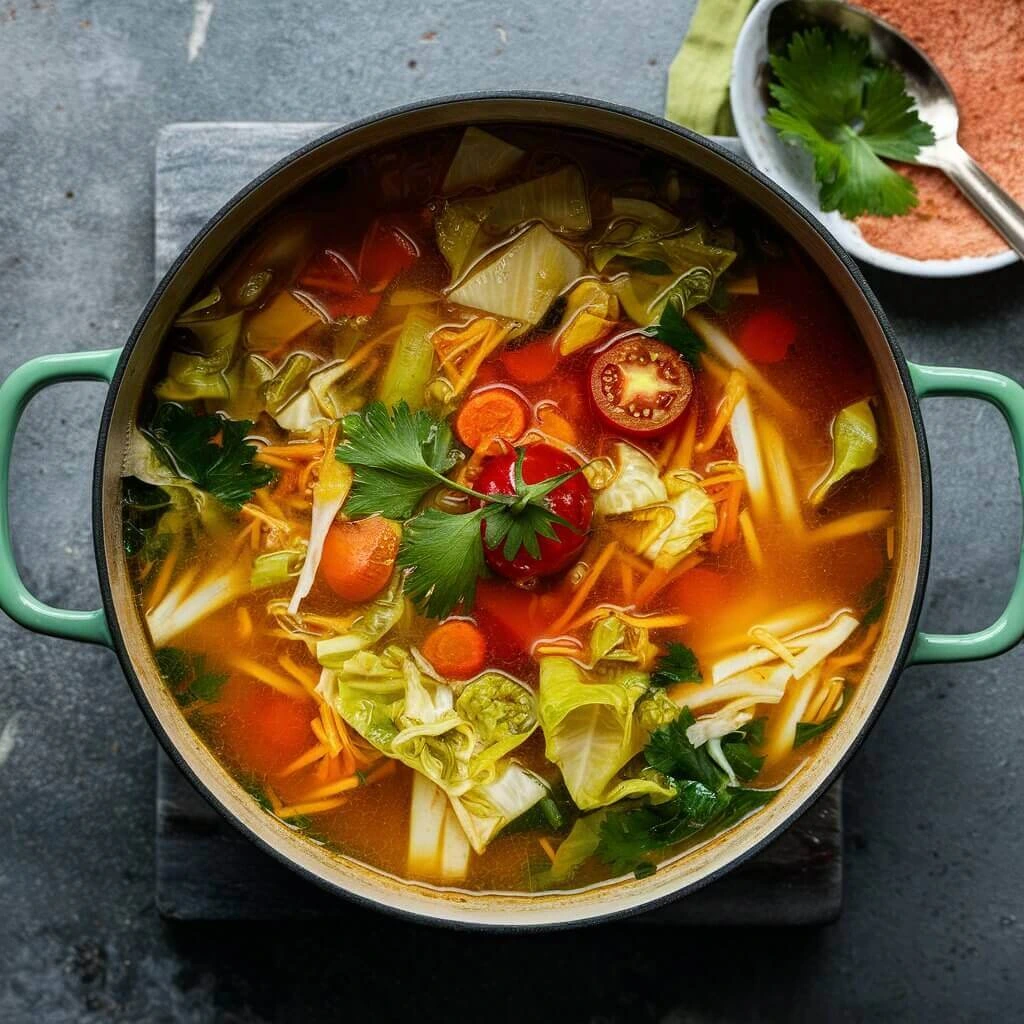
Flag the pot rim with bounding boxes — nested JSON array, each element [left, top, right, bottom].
[[91, 90, 932, 931]]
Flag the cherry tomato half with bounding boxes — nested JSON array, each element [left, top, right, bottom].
[[473, 443, 593, 582], [589, 336, 693, 437]]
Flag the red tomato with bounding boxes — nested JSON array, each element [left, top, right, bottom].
[[473, 443, 593, 581], [501, 337, 559, 384], [297, 248, 381, 318], [217, 677, 315, 776], [738, 309, 796, 364], [359, 219, 419, 290], [589, 337, 693, 437]]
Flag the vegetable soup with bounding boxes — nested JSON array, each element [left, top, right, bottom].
[[122, 124, 897, 893]]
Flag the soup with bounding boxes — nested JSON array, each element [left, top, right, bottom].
[[122, 124, 897, 894]]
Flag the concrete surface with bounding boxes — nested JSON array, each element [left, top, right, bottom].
[[0, 1, 1022, 1021]]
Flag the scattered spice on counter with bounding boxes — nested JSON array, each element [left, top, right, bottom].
[[854, 0, 1024, 260]]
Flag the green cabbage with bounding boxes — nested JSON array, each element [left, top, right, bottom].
[[593, 441, 668, 517], [321, 647, 543, 853], [314, 579, 406, 666], [377, 308, 437, 411], [810, 399, 879, 506], [442, 127, 524, 194], [447, 223, 584, 325], [642, 478, 718, 568], [594, 223, 736, 325], [437, 165, 591, 279], [538, 654, 675, 811], [154, 303, 244, 402]]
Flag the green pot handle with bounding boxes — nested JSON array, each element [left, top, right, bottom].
[[909, 361, 1024, 664], [0, 349, 122, 647]]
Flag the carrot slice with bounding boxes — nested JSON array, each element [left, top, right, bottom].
[[501, 338, 559, 384], [737, 309, 796, 364], [455, 386, 529, 450], [421, 620, 487, 679], [320, 516, 401, 603]]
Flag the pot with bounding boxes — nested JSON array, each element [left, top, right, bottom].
[[1, 94, 1022, 930]]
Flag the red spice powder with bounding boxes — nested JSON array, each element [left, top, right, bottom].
[[853, 0, 1024, 260]]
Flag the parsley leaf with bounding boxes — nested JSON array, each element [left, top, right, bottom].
[[649, 642, 702, 688], [337, 401, 462, 519], [766, 27, 935, 218], [144, 403, 274, 510], [650, 301, 705, 368], [155, 647, 228, 706], [397, 506, 491, 619]]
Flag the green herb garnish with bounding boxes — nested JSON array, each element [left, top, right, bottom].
[[766, 27, 935, 218], [650, 301, 705, 368], [144, 403, 274, 510], [337, 401, 586, 619], [155, 647, 228, 706], [596, 708, 774, 873], [649, 642, 702, 688]]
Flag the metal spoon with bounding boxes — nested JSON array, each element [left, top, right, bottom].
[[773, 0, 1024, 260]]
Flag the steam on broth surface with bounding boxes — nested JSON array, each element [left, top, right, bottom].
[[122, 124, 896, 893]]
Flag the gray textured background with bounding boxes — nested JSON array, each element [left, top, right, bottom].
[[1, 1, 1022, 1021]]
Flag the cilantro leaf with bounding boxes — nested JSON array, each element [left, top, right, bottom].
[[644, 708, 721, 789], [397, 506, 491, 619], [155, 647, 228, 706], [766, 27, 935, 218], [649, 642, 702, 688], [337, 401, 461, 519], [144, 403, 274, 510], [650, 301, 705, 368]]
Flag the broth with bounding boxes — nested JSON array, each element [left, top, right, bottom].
[[122, 124, 898, 894]]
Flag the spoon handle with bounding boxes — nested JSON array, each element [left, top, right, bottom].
[[933, 142, 1024, 260]]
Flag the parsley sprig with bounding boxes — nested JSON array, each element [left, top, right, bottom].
[[766, 27, 935, 218], [337, 402, 585, 618], [144, 403, 274, 509], [649, 641, 702, 688], [649, 301, 705, 368]]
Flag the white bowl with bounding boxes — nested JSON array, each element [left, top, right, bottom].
[[729, 0, 1017, 277]]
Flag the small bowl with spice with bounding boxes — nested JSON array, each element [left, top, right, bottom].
[[731, 0, 1023, 277]]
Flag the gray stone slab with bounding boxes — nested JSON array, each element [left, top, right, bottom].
[[1, 0, 1022, 1020]]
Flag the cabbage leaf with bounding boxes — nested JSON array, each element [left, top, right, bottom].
[[593, 441, 667, 517], [442, 127, 524, 194], [447, 223, 584, 325], [810, 399, 879, 506], [538, 654, 676, 811], [321, 647, 543, 853]]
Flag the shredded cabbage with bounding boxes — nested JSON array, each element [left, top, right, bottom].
[[593, 442, 667, 517]]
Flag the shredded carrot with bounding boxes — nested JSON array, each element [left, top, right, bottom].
[[363, 759, 396, 784], [829, 622, 881, 668], [632, 553, 702, 608], [298, 459, 318, 494], [255, 452, 300, 471], [342, 331, 396, 375], [539, 837, 557, 864], [276, 796, 348, 819], [700, 471, 745, 489], [548, 541, 619, 635], [697, 371, 747, 454], [253, 488, 287, 521], [225, 655, 308, 699], [277, 743, 329, 777], [240, 503, 290, 532], [145, 542, 180, 612], [236, 606, 253, 641], [451, 322, 511, 394], [614, 547, 653, 575], [564, 603, 691, 634], [277, 653, 319, 695], [435, 319, 492, 370], [302, 774, 362, 801], [258, 443, 325, 460], [709, 480, 743, 552], [668, 404, 700, 471], [619, 560, 635, 601], [533, 641, 585, 657], [886, 525, 895, 561], [310, 718, 329, 748], [318, 703, 342, 757], [723, 480, 743, 545]]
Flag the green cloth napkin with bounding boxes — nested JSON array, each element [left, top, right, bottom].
[[665, 0, 757, 135]]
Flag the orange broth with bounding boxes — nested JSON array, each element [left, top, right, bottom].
[[123, 124, 898, 894]]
